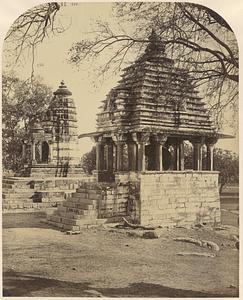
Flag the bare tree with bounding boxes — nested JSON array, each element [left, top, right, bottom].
[[69, 2, 238, 128], [4, 2, 63, 77]]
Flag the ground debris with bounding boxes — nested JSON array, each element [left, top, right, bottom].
[[66, 231, 81, 235], [176, 252, 215, 258], [121, 217, 156, 230], [83, 289, 103, 297], [142, 231, 159, 239], [173, 237, 220, 251]]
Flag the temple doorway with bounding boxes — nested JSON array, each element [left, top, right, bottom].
[[42, 141, 49, 163]]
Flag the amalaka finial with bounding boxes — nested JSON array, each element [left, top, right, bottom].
[[146, 29, 165, 54]]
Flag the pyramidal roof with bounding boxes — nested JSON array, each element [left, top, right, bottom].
[[97, 31, 217, 138]]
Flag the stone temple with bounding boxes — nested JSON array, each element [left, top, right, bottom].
[[3, 32, 229, 229], [46, 32, 227, 230], [22, 80, 83, 177], [2, 82, 88, 211]]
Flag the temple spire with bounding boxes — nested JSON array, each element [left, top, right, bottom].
[[145, 29, 165, 54]]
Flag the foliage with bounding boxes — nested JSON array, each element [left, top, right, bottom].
[[213, 148, 239, 192], [69, 2, 238, 128], [184, 144, 239, 191], [2, 74, 52, 171], [80, 146, 96, 174]]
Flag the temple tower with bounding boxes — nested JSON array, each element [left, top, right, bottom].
[[23, 81, 83, 177]]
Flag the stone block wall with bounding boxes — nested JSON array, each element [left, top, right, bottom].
[[98, 183, 130, 218], [139, 171, 220, 226]]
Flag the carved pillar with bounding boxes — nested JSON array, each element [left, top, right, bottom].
[[38, 142, 42, 163], [107, 142, 114, 172], [154, 134, 167, 171], [205, 137, 217, 171], [179, 140, 185, 171], [137, 142, 146, 171], [171, 139, 185, 171], [31, 141, 36, 164], [127, 142, 137, 171], [192, 139, 203, 171], [132, 132, 150, 172], [174, 142, 180, 171], [116, 142, 125, 171], [22, 143, 26, 161], [48, 143, 53, 163], [96, 142, 105, 171]]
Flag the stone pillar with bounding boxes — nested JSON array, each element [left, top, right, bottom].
[[193, 142, 202, 171], [116, 142, 125, 171], [174, 142, 180, 170], [138, 142, 146, 171], [132, 132, 150, 172], [31, 141, 36, 164], [179, 141, 185, 171], [96, 142, 105, 171], [49, 143, 53, 163], [22, 143, 26, 161], [154, 134, 167, 171], [128, 142, 137, 171], [206, 144, 214, 171], [205, 137, 217, 171], [172, 139, 185, 171], [107, 143, 114, 172], [38, 143, 42, 163], [112, 133, 128, 172]]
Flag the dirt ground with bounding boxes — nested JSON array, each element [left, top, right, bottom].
[[2, 212, 239, 297]]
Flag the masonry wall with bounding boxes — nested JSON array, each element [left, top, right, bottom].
[[139, 171, 220, 227]]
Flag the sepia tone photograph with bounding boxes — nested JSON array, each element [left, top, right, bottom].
[[1, 1, 240, 297]]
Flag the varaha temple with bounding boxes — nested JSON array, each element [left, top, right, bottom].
[[3, 32, 230, 229]]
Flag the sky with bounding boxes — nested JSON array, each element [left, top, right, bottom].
[[1, 1, 240, 156]]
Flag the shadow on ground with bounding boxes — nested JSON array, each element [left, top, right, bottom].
[[3, 270, 238, 297]]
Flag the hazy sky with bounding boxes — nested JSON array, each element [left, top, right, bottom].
[[2, 2, 239, 155]]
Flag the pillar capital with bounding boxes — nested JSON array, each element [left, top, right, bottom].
[[132, 132, 150, 144], [205, 136, 218, 146], [153, 134, 167, 145], [111, 132, 128, 143], [91, 134, 104, 143], [190, 137, 205, 145]]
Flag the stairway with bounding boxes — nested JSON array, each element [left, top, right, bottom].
[[2, 177, 77, 211], [47, 183, 106, 231], [2, 178, 36, 210]]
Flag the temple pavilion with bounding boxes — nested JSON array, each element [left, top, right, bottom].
[[81, 31, 221, 182], [46, 31, 231, 228]]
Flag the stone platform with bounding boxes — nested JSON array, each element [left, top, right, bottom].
[[2, 175, 95, 212], [46, 171, 221, 231]]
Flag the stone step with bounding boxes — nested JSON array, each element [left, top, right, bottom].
[[2, 186, 34, 193], [68, 198, 98, 205], [57, 206, 98, 215], [2, 193, 34, 199], [63, 202, 96, 210], [76, 187, 102, 194], [62, 201, 97, 210], [49, 214, 97, 226]]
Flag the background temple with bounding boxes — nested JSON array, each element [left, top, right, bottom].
[[21, 81, 83, 177]]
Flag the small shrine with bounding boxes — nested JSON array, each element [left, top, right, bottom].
[[21, 81, 83, 177]]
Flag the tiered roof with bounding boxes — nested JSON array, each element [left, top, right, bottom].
[[42, 81, 78, 141], [97, 31, 216, 138]]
